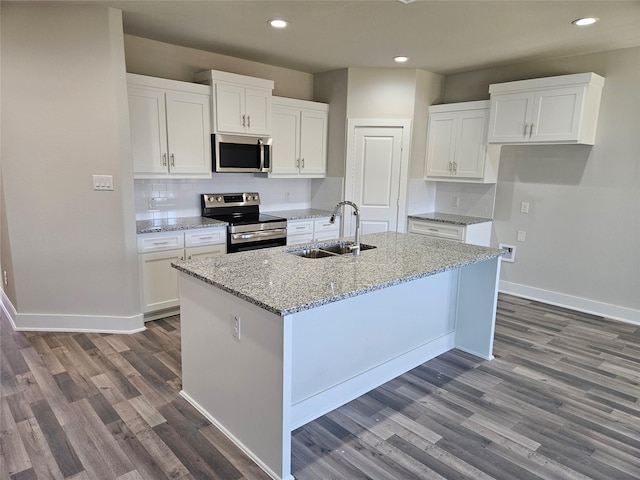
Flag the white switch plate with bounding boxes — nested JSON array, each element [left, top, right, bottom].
[[452, 196, 460, 207], [232, 315, 241, 341], [517, 230, 526, 242], [93, 175, 114, 191], [520, 201, 530, 214]]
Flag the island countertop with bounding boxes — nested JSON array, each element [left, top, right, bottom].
[[173, 231, 503, 316]]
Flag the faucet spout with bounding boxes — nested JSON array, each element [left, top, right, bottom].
[[330, 201, 361, 255]]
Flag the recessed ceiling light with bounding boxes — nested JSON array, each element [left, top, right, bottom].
[[394, 56, 409, 63], [269, 19, 288, 29], [572, 17, 599, 26]]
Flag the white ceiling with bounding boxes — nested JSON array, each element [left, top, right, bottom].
[[40, 0, 640, 74]]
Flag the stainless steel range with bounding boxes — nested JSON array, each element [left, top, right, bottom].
[[201, 192, 287, 253]]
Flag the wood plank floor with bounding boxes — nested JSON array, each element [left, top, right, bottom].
[[1, 294, 639, 480]]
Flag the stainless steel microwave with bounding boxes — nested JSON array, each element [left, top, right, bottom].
[[212, 134, 272, 173]]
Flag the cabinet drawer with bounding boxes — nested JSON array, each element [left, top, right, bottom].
[[137, 232, 185, 253], [185, 244, 226, 260], [185, 227, 226, 247], [287, 232, 314, 246], [287, 220, 314, 235], [314, 217, 340, 233], [408, 219, 465, 242]]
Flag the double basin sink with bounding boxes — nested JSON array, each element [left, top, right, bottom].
[[287, 241, 376, 259]]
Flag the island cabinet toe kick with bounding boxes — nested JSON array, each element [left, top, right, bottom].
[[176, 254, 501, 480]]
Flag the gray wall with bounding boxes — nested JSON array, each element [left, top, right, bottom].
[[124, 35, 314, 100], [444, 47, 640, 315], [1, 4, 140, 321]]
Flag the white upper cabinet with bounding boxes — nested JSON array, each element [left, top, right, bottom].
[[194, 70, 274, 135], [425, 100, 499, 184], [269, 97, 328, 178], [488, 72, 605, 145], [127, 74, 211, 179]]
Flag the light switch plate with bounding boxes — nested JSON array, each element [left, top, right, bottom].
[[93, 175, 114, 191]]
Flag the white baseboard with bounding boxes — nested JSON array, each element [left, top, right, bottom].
[[1, 289, 145, 334], [180, 390, 294, 480], [499, 280, 640, 326]]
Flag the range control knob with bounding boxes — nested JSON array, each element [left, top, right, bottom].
[[216, 196, 223, 202]]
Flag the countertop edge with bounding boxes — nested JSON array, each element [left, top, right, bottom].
[[173, 248, 503, 317]]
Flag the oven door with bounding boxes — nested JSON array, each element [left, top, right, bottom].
[[213, 134, 272, 173], [228, 228, 287, 253]]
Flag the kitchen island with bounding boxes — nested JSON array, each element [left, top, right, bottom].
[[173, 231, 503, 480]]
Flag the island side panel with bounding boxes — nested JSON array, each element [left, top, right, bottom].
[[454, 256, 501, 359], [289, 269, 459, 429], [178, 273, 293, 480]]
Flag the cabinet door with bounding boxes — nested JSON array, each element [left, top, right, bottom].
[[299, 109, 328, 176], [244, 88, 271, 135], [140, 249, 183, 313], [128, 86, 168, 174], [271, 105, 301, 175], [530, 86, 585, 143], [166, 92, 211, 175], [425, 113, 456, 177], [454, 110, 487, 178], [487, 91, 533, 143], [215, 83, 245, 133]]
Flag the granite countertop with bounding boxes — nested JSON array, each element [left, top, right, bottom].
[[264, 208, 336, 220], [172, 231, 504, 316], [137, 216, 227, 234], [408, 212, 492, 226]]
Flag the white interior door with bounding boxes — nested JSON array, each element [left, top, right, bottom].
[[344, 120, 411, 236]]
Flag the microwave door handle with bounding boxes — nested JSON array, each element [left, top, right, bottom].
[[258, 138, 265, 171]]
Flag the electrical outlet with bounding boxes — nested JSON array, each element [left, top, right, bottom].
[[517, 230, 526, 242], [452, 196, 460, 207], [520, 201, 530, 214], [232, 315, 241, 341], [499, 243, 516, 263]]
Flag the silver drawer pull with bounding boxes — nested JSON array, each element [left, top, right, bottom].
[[152, 241, 171, 245], [428, 228, 438, 232], [197, 236, 213, 240]]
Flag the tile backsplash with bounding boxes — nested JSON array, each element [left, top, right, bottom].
[[135, 174, 313, 220], [434, 182, 496, 218]]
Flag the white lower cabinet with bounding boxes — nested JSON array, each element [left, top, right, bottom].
[[138, 227, 226, 318], [407, 218, 491, 247], [287, 217, 341, 245]]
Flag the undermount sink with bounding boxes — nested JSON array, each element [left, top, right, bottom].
[[287, 242, 376, 259]]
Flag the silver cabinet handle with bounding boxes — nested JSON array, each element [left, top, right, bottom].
[[529, 123, 535, 139], [247, 115, 251, 128], [453, 162, 457, 174], [242, 114, 246, 127], [301, 158, 305, 168], [162, 153, 167, 167], [170, 153, 175, 167], [296, 159, 300, 168], [152, 241, 170, 246]]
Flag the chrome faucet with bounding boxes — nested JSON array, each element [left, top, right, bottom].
[[330, 201, 361, 255]]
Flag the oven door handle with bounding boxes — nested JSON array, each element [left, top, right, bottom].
[[231, 228, 287, 243]]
